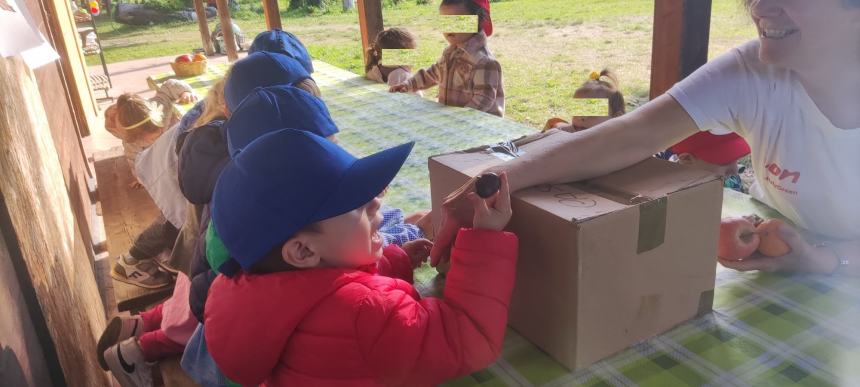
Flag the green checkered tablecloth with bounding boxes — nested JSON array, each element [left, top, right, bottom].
[[155, 61, 860, 386]]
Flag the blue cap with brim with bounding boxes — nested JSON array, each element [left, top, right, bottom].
[[224, 52, 311, 111], [211, 129, 414, 274], [249, 29, 314, 74], [225, 85, 339, 157]]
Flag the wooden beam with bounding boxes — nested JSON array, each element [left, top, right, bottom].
[[649, 0, 712, 99], [216, 0, 239, 62], [194, 0, 214, 55], [262, 0, 282, 30], [357, 0, 384, 67]]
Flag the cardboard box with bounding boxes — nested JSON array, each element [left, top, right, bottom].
[[429, 132, 723, 370]]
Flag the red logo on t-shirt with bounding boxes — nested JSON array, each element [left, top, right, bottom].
[[764, 162, 800, 195], [766, 163, 801, 184]]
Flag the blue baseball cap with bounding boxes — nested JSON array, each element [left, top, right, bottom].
[[224, 52, 311, 111], [249, 29, 314, 74], [225, 85, 339, 156], [211, 129, 414, 274]]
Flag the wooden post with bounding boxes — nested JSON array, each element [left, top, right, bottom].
[[649, 0, 712, 99], [262, 0, 282, 30], [357, 0, 383, 67], [194, 0, 215, 55], [216, 0, 239, 61]]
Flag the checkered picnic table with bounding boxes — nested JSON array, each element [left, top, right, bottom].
[[147, 63, 231, 115], [152, 61, 860, 387]]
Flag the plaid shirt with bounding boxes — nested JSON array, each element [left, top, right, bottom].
[[405, 32, 505, 117], [379, 205, 424, 247]]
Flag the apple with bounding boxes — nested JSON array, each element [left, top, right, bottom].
[[718, 217, 760, 261], [175, 54, 193, 63], [192, 53, 207, 62], [756, 219, 791, 257]]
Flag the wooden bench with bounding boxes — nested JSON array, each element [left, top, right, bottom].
[[94, 151, 174, 313], [157, 357, 200, 387]]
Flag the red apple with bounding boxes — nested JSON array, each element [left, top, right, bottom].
[[756, 219, 791, 257], [718, 217, 760, 261], [175, 54, 193, 63]]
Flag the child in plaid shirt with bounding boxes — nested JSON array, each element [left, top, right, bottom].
[[390, 0, 504, 117]]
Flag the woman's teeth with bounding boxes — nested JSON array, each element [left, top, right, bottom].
[[761, 29, 797, 39]]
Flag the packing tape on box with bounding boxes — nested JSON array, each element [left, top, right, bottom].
[[573, 181, 667, 253]]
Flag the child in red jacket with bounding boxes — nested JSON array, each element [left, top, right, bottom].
[[203, 128, 518, 386]]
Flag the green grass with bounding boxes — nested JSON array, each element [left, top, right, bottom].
[[87, 0, 755, 127]]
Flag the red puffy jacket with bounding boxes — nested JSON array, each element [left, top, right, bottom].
[[204, 229, 518, 386]]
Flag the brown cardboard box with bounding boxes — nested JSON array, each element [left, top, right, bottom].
[[429, 132, 723, 370]]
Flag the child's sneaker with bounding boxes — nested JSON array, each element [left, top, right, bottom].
[[104, 338, 153, 387], [111, 253, 172, 289], [97, 316, 143, 370]]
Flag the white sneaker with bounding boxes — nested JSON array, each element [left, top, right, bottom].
[[104, 338, 153, 387], [97, 316, 143, 370], [112, 253, 173, 289]]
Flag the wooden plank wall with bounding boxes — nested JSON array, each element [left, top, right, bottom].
[[0, 56, 108, 386], [0, 226, 53, 386], [23, 0, 99, 263]]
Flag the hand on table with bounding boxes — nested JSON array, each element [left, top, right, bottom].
[[389, 83, 409, 93], [718, 222, 839, 274], [402, 239, 433, 269], [178, 92, 199, 105]]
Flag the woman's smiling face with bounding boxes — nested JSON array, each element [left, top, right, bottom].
[[747, 0, 860, 71]]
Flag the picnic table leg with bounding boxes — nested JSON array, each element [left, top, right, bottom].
[[194, 0, 215, 56], [216, 0, 239, 62], [262, 0, 282, 30]]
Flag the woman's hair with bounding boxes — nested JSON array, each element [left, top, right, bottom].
[[365, 28, 418, 73], [574, 69, 626, 117], [440, 0, 489, 34], [115, 93, 163, 143], [192, 77, 228, 129]]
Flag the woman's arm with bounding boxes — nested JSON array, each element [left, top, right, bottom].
[[430, 94, 700, 265], [501, 94, 699, 191]]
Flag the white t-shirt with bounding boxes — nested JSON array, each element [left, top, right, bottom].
[[668, 40, 860, 241]]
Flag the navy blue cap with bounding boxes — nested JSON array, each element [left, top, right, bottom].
[[211, 129, 414, 274], [249, 29, 314, 74], [224, 52, 311, 111], [225, 85, 338, 156]]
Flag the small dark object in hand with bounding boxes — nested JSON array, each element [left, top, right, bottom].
[[475, 173, 501, 199]]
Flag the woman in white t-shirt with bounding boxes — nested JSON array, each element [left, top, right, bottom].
[[432, 0, 860, 276]]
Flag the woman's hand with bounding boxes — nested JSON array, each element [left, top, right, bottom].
[[718, 222, 839, 274]]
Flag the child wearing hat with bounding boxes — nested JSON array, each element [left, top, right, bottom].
[[390, 0, 505, 117], [203, 128, 518, 385]]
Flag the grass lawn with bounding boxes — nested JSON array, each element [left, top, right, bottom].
[[88, 0, 755, 127]]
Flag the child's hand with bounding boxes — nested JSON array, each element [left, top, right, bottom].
[[468, 172, 512, 231], [389, 83, 409, 93], [178, 92, 198, 105], [128, 179, 143, 189], [402, 239, 433, 269]]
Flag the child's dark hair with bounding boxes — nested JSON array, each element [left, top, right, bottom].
[[248, 222, 321, 274], [365, 28, 417, 73], [115, 93, 163, 142], [574, 69, 626, 117], [440, 0, 489, 34]]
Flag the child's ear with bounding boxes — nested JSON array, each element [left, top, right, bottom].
[[281, 236, 320, 268]]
